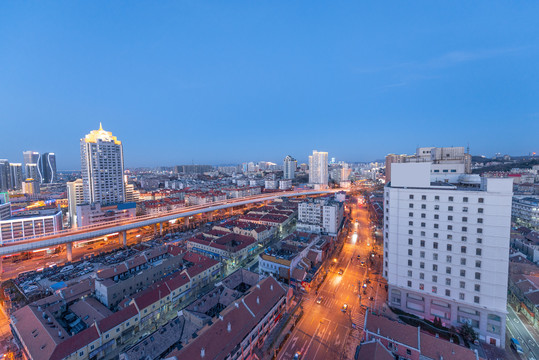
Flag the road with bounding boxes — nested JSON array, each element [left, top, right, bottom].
[[506, 305, 539, 360], [278, 198, 387, 360]]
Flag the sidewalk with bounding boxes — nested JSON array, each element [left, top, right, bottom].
[[261, 299, 303, 360]]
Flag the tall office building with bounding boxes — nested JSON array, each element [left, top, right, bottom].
[[0, 160, 11, 192], [9, 163, 23, 190], [22, 178, 40, 195], [67, 179, 84, 227], [308, 150, 328, 186], [80, 123, 125, 205], [283, 155, 297, 180], [37, 152, 57, 184], [23, 151, 40, 181], [384, 162, 512, 347]]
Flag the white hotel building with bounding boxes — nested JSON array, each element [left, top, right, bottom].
[[384, 162, 512, 347]]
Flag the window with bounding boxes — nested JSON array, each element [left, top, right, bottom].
[[420, 251, 425, 258], [463, 207, 468, 213], [461, 236, 467, 242], [409, 221, 414, 226], [447, 234, 453, 240], [475, 260, 481, 268], [408, 260, 413, 266], [434, 233, 439, 238], [462, 227, 467, 232], [409, 203, 414, 208], [474, 296, 480, 303], [433, 254, 438, 261], [475, 284, 480, 292], [408, 238, 413, 245], [478, 218, 483, 224], [475, 272, 481, 280], [420, 240, 425, 247], [476, 238, 482, 244], [421, 231, 426, 236], [462, 217, 468, 222], [408, 249, 413, 256], [409, 230, 413, 235], [434, 214, 439, 220], [407, 281, 412, 287], [460, 293, 465, 300], [447, 225, 453, 230], [421, 222, 426, 227], [421, 213, 426, 218], [422, 204, 427, 209], [409, 194, 414, 199], [446, 267, 451, 274], [434, 224, 439, 229], [460, 281, 466, 289], [446, 255, 452, 263], [446, 278, 451, 286], [408, 270, 413, 277], [433, 242, 439, 249], [478, 198, 484, 203], [432, 286, 438, 294], [419, 283, 424, 290], [449, 196, 454, 201], [447, 244, 452, 251], [461, 246, 467, 254], [420, 272, 425, 279], [435, 196, 440, 201], [434, 205, 440, 210], [448, 206, 453, 211], [460, 269, 466, 277], [407, 349, 412, 356], [461, 258, 466, 265], [445, 289, 451, 296], [477, 228, 483, 234], [448, 215, 453, 221], [422, 195, 427, 200], [463, 197, 468, 203], [409, 212, 414, 217], [476, 248, 482, 256], [478, 208, 484, 214], [420, 262, 425, 269], [432, 275, 438, 282], [433, 264, 438, 271]]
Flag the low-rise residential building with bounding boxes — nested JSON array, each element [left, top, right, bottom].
[[362, 312, 484, 360], [186, 232, 257, 266], [279, 179, 292, 190], [213, 220, 275, 245], [165, 276, 288, 360], [513, 196, 539, 231], [297, 195, 344, 236], [76, 202, 136, 227]]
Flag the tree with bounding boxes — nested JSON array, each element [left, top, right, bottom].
[[458, 322, 478, 343]]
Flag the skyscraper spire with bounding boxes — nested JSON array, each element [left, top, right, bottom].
[[99, 122, 103, 131]]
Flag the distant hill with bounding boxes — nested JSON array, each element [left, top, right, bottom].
[[472, 158, 539, 174]]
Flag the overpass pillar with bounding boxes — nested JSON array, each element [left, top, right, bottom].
[[159, 223, 163, 235], [153, 224, 157, 234], [208, 212, 214, 222], [185, 217, 189, 227], [121, 231, 127, 247], [66, 242, 73, 262]]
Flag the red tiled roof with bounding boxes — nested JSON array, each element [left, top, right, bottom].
[[49, 326, 100, 360], [97, 304, 138, 333]]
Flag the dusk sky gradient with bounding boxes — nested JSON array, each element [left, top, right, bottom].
[[1, 1, 538, 169]]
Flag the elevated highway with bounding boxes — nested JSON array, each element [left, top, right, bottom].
[[0, 189, 334, 258]]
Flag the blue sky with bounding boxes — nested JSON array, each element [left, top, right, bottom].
[[1, 1, 538, 169]]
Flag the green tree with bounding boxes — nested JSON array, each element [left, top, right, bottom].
[[458, 322, 478, 342]]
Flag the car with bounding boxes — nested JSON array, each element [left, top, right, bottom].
[[362, 283, 367, 288], [510, 338, 524, 354], [360, 261, 366, 267], [342, 303, 348, 312], [357, 254, 361, 259], [338, 269, 344, 275], [316, 297, 323, 304], [293, 351, 301, 360]]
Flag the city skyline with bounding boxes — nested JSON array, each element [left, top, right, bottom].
[[1, 2, 539, 168]]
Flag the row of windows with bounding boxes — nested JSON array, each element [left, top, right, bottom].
[[408, 203, 484, 213], [407, 260, 482, 278], [406, 280, 481, 303], [408, 194, 484, 203], [407, 240, 483, 255]]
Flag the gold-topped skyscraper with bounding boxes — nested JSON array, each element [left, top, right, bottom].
[[80, 123, 125, 205]]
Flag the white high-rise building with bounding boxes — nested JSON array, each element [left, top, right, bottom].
[[9, 163, 23, 190], [283, 155, 297, 180], [308, 150, 328, 186], [67, 179, 84, 227], [80, 123, 125, 205], [297, 196, 344, 236], [384, 162, 512, 347]]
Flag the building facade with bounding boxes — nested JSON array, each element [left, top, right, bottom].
[[67, 179, 85, 227], [37, 152, 57, 184], [297, 197, 344, 236], [308, 150, 328, 186], [512, 196, 539, 231], [0, 209, 62, 245], [283, 155, 297, 180], [384, 162, 512, 347], [0, 160, 10, 191], [80, 124, 126, 205], [9, 163, 23, 190]]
